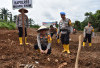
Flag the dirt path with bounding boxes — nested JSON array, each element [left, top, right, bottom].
[[0, 28, 100, 68]]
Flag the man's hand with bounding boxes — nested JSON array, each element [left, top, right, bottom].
[[83, 35, 85, 38], [44, 49, 48, 54], [92, 36, 95, 39], [40, 50, 44, 53]]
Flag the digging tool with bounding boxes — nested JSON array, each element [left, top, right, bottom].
[[75, 35, 82, 68]]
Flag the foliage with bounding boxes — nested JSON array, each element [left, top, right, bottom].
[[74, 20, 81, 30], [0, 8, 36, 30], [0, 22, 16, 30], [28, 18, 35, 26], [74, 10, 100, 31], [0, 8, 12, 22]]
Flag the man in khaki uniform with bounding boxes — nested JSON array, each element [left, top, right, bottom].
[[16, 9, 29, 45], [83, 22, 94, 46], [34, 26, 52, 54], [49, 25, 57, 38], [57, 12, 73, 53]]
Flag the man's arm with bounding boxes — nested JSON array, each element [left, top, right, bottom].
[[83, 27, 86, 37], [37, 34, 42, 50], [47, 35, 52, 49], [57, 22, 60, 35], [69, 19, 73, 33], [69, 19, 72, 26], [92, 27, 94, 37], [44, 35, 52, 53], [26, 15, 29, 28]]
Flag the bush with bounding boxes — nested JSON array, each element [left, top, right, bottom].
[[0, 22, 16, 30]]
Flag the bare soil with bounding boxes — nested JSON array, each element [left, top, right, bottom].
[[0, 28, 100, 68]]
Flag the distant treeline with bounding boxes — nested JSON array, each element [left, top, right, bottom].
[[0, 8, 39, 29], [0, 8, 100, 31], [73, 10, 100, 32]]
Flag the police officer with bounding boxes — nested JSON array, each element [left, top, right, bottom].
[[49, 25, 57, 38], [83, 22, 94, 46], [57, 12, 73, 53], [16, 9, 29, 45], [34, 26, 52, 54]]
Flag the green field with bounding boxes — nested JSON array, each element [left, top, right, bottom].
[[0, 22, 16, 30]]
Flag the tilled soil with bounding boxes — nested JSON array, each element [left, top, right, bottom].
[[0, 28, 100, 68]]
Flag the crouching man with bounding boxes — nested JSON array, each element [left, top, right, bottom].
[[34, 26, 52, 54]]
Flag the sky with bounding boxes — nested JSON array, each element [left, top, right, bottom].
[[0, 0, 100, 25]]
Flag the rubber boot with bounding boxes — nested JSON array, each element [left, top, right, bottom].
[[83, 42, 85, 46], [25, 37, 29, 45], [62, 44, 66, 52], [89, 43, 92, 46], [57, 39, 60, 43], [19, 37, 23, 45], [66, 44, 70, 54]]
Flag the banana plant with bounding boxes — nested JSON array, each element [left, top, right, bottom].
[[28, 18, 35, 26]]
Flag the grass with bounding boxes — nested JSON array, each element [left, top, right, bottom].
[[0, 22, 16, 30], [0, 22, 40, 30]]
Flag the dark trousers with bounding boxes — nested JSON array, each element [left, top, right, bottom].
[[18, 27, 27, 37], [50, 33, 54, 37], [83, 34, 91, 43], [34, 44, 51, 54], [61, 33, 69, 44]]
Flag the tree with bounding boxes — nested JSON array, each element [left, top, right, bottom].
[[0, 8, 11, 22], [74, 20, 81, 30], [13, 15, 17, 23], [8, 12, 12, 22], [85, 12, 90, 17], [28, 18, 35, 26], [81, 10, 100, 31]]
